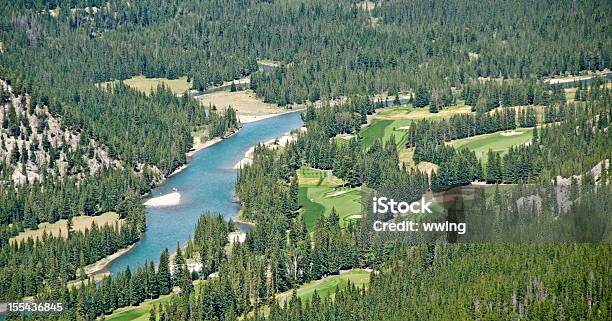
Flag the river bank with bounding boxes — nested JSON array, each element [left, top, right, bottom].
[[173, 107, 301, 176], [83, 243, 137, 277], [167, 109, 302, 183], [231, 209, 257, 227], [233, 126, 306, 169]]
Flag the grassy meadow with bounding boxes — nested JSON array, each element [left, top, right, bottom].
[[11, 212, 122, 243], [98, 75, 191, 95]]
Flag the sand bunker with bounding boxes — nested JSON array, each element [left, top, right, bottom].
[[337, 134, 355, 140], [500, 130, 524, 137], [144, 192, 181, 207], [326, 190, 349, 198]]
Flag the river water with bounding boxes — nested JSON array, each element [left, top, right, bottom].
[[108, 111, 303, 274]]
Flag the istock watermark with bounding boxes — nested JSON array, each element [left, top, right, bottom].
[[372, 197, 433, 214], [361, 183, 610, 244], [373, 220, 466, 235], [370, 196, 466, 235]]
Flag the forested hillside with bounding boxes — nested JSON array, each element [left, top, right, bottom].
[[0, 0, 609, 179], [0, 0, 610, 320], [249, 243, 610, 320], [0, 79, 124, 184], [0, 76, 154, 248]]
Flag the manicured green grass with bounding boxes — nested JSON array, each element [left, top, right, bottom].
[[374, 105, 415, 118], [302, 186, 363, 229], [105, 293, 175, 321], [383, 119, 412, 145], [360, 104, 472, 150], [106, 308, 150, 321], [287, 269, 371, 304], [297, 166, 343, 186], [360, 119, 393, 149], [298, 186, 325, 229], [359, 119, 412, 149], [245, 269, 371, 318], [297, 167, 363, 230], [450, 128, 533, 162]]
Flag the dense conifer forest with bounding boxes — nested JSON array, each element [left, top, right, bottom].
[[0, 0, 610, 320]]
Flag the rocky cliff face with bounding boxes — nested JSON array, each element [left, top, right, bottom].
[[0, 79, 123, 184]]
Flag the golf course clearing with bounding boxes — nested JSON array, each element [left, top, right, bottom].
[[360, 119, 411, 149], [105, 280, 207, 321], [297, 167, 363, 230], [281, 269, 371, 306], [360, 104, 472, 150], [450, 128, 533, 162], [104, 291, 174, 321], [373, 103, 471, 121]]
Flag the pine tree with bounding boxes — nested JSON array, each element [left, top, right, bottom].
[[485, 150, 502, 183], [10, 143, 20, 165], [393, 93, 400, 105], [414, 86, 430, 108], [289, 174, 299, 213], [429, 102, 439, 113], [1, 110, 8, 129], [149, 305, 157, 321], [173, 245, 193, 295], [147, 261, 159, 299], [157, 249, 172, 295]]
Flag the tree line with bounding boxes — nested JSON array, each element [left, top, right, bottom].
[[430, 87, 610, 190], [0, 191, 144, 300]]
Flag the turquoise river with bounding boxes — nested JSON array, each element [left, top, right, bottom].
[[108, 111, 303, 274]]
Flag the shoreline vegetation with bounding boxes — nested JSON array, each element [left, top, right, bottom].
[[82, 243, 137, 277], [231, 210, 257, 227], [233, 128, 304, 169], [543, 69, 611, 84]]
